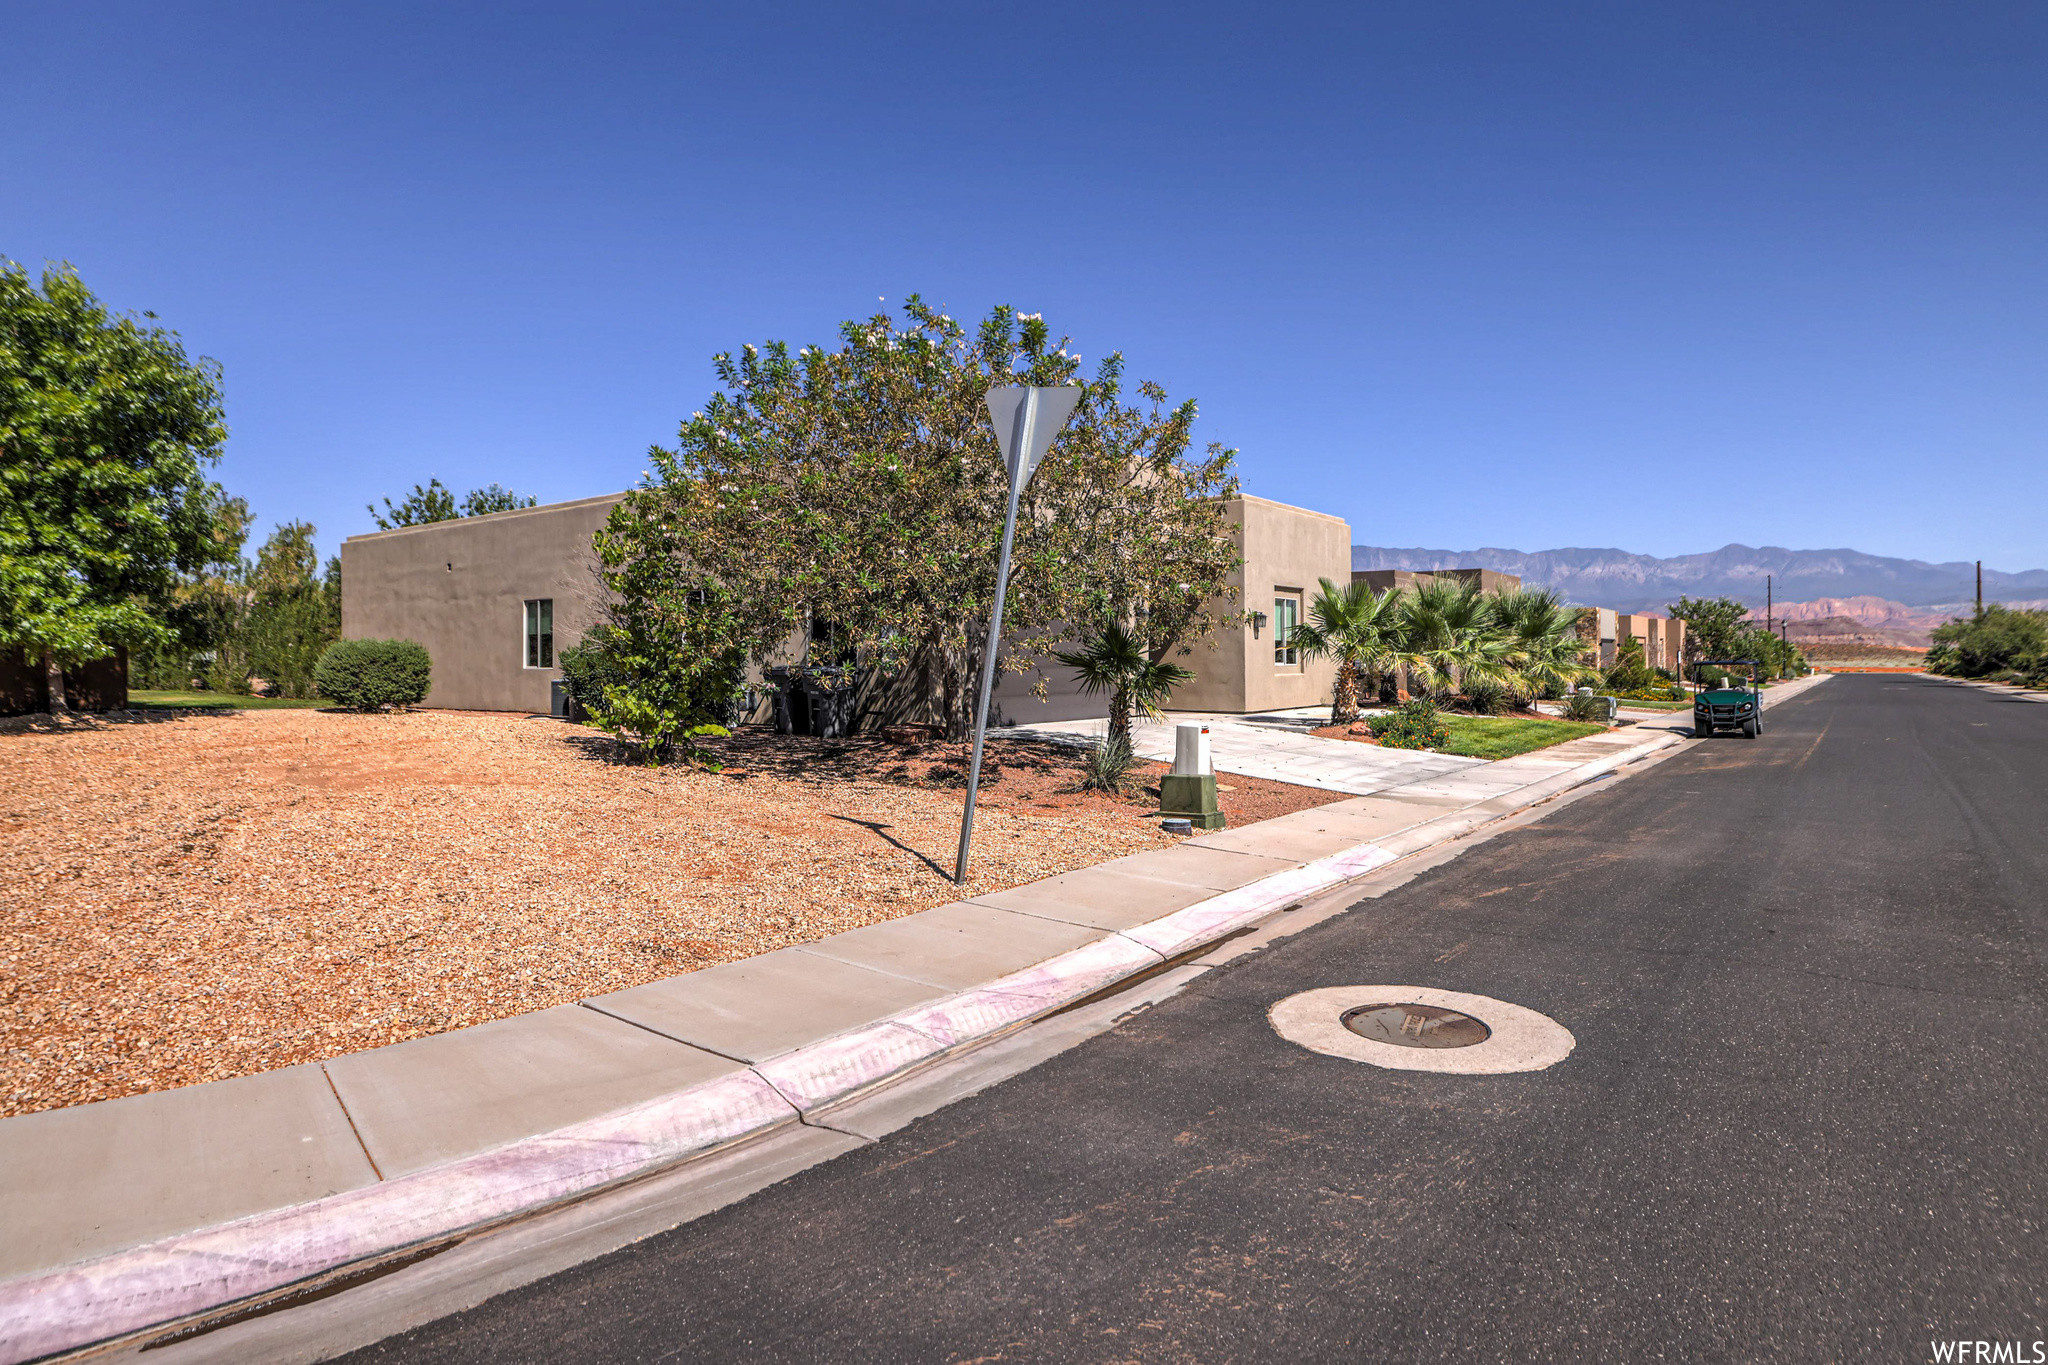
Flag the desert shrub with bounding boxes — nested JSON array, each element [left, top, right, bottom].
[[1927, 607, 2048, 680], [557, 637, 629, 718], [1606, 683, 1686, 702], [1078, 734, 1139, 794], [313, 639, 432, 712], [1561, 691, 1612, 723], [1368, 698, 1450, 750], [1461, 679, 1513, 715]]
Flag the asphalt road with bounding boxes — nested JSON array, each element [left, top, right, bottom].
[[345, 675, 2046, 1363]]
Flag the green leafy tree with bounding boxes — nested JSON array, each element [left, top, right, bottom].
[[1292, 577, 1404, 725], [369, 479, 457, 529], [580, 521, 745, 764], [461, 483, 537, 517], [1668, 595, 1751, 665], [368, 479, 537, 530], [132, 487, 252, 688], [1605, 634, 1657, 691], [1052, 621, 1194, 743], [1926, 606, 2047, 680], [0, 261, 230, 710], [599, 298, 1241, 743], [242, 521, 340, 697]]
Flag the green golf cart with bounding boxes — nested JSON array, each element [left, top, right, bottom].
[[1692, 658, 1763, 738]]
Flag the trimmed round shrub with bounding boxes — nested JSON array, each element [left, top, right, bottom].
[[1368, 698, 1451, 750], [314, 638, 432, 712]]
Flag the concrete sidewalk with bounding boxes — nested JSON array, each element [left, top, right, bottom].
[[0, 674, 1833, 1363]]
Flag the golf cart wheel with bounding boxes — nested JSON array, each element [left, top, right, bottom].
[[1694, 719, 1711, 738], [1741, 718, 1757, 738]]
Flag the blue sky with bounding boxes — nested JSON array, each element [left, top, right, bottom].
[[6, 3, 2045, 574]]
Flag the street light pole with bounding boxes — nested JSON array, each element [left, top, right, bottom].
[[954, 385, 1082, 885]]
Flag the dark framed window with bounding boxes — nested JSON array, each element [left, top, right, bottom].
[[525, 599, 554, 668], [1273, 594, 1300, 666]]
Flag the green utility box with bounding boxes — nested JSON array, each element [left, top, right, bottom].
[[1161, 722, 1227, 830], [1160, 772, 1226, 831]]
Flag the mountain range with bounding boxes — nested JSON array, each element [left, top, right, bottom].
[[1349, 543, 2048, 617]]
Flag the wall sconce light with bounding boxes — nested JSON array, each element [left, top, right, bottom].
[[1251, 611, 1268, 639]]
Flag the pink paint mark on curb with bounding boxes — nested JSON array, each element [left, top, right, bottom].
[[893, 936, 1162, 1047], [0, 1070, 795, 1365], [1118, 862, 1338, 958], [753, 1022, 946, 1112]]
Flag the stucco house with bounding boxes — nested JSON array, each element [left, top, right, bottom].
[[340, 490, 1357, 723]]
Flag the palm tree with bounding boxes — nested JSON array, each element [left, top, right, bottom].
[[1487, 587, 1598, 700], [1292, 577, 1404, 725], [1395, 577, 1516, 700], [1053, 621, 1194, 743]]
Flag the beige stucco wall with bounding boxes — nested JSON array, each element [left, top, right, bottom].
[[1615, 614, 1660, 669], [340, 494, 625, 712], [1170, 495, 1351, 714]]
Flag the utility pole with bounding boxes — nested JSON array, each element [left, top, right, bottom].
[[1976, 560, 1983, 619], [1766, 574, 1773, 638]]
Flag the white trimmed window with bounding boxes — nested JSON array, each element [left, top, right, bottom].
[[524, 599, 554, 668], [1273, 594, 1300, 666]]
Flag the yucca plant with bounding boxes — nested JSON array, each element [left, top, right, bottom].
[[1561, 690, 1611, 723], [1461, 677, 1513, 715], [1077, 733, 1140, 794]]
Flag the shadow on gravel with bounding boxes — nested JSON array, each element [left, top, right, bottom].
[[554, 723, 1082, 789], [826, 813, 955, 880], [0, 707, 251, 735]]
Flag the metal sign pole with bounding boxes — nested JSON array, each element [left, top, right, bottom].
[[954, 391, 1038, 884]]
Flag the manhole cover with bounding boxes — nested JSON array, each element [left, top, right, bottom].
[[1342, 1003, 1491, 1049]]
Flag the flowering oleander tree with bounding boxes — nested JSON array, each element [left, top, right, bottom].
[[594, 298, 1241, 743]]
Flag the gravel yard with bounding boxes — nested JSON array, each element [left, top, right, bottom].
[[2, 708, 1335, 1117]]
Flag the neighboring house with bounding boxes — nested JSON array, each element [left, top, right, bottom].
[[1576, 609, 1687, 672], [341, 494, 624, 713], [339, 490, 1356, 720], [1352, 567, 1522, 598], [1616, 614, 1688, 671], [1168, 495, 1352, 715]]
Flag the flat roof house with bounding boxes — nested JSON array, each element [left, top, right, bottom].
[[341, 494, 624, 713], [339, 491, 1354, 721], [1351, 567, 1523, 598]]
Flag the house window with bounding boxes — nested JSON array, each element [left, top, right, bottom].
[[1273, 594, 1300, 666], [524, 599, 553, 668]]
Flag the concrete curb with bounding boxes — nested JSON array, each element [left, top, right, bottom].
[[0, 685, 1832, 1362]]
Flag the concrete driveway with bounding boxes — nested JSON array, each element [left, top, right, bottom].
[[1010, 709, 1484, 796]]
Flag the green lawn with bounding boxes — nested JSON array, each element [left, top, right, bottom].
[[128, 689, 331, 710], [1437, 715, 1607, 759]]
